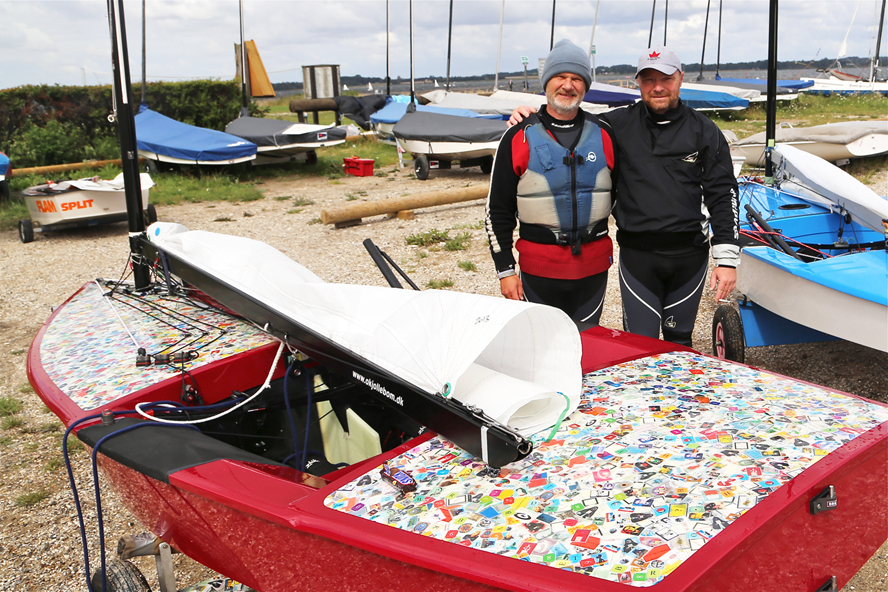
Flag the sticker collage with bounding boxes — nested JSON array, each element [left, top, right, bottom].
[[325, 351, 888, 587]]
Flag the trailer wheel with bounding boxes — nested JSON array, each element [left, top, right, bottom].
[[480, 155, 493, 175], [145, 159, 158, 175], [90, 559, 152, 592], [0, 179, 9, 202], [305, 150, 318, 165], [18, 219, 34, 243], [145, 204, 157, 225], [414, 155, 430, 180], [712, 305, 745, 363]]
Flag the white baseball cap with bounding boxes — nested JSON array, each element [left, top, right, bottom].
[[636, 46, 682, 76]]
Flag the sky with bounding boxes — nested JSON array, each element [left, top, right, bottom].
[[2, 0, 886, 90]]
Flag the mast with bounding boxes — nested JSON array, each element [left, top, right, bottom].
[[409, 0, 415, 104], [765, 0, 779, 182], [716, 0, 723, 78], [664, 0, 668, 45], [648, 0, 656, 47], [589, 0, 601, 83], [386, 0, 391, 94], [494, 0, 504, 90], [873, 0, 886, 82], [140, 0, 146, 105], [445, 0, 453, 90], [698, 0, 711, 81], [107, 0, 149, 290], [238, 0, 249, 116], [550, 0, 556, 50]]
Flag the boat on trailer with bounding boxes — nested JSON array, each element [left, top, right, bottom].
[[34, 3, 888, 592], [713, 143, 888, 362], [224, 116, 347, 165], [391, 110, 508, 180], [18, 173, 156, 244]]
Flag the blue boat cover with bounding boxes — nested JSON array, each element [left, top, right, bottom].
[[582, 82, 640, 107], [135, 107, 257, 163], [370, 101, 501, 125], [716, 75, 815, 90], [0, 152, 9, 177], [680, 88, 749, 110]]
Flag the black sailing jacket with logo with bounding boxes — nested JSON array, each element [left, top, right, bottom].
[[602, 99, 740, 265]]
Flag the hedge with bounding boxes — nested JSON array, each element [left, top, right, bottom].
[[0, 80, 259, 168]]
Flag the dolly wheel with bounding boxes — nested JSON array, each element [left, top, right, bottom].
[[414, 155, 430, 180], [480, 155, 493, 175], [712, 305, 745, 363], [90, 559, 151, 592], [305, 150, 318, 165], [0, 179, 9, 202], [145, 203, 158, 225], [18, 219, 34, 243]]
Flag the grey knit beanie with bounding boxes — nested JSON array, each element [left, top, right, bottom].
[[540, 39, 592, 91]]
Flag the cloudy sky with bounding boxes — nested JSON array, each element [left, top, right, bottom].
[[2, 0, 886, 89]]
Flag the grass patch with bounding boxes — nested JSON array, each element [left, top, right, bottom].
[[406, 228, 451, 247], [213, 216, 235, 222], [46, 457, 64, 471], [274, 195, 292, 201], [10, 349, 26, 355], [293, 197, 315, 207], [0, 436, 11, 447], [2, 416, 25, 430], [18, 383, 33, 394], [65, 437, 85, 455], [0, 396, 23, 417], [453, 220, 485, 230], [308, 217, 322, 225], [458, 260, 477, 272], [287, 208, 304, 214], [444, 232, 472, 251], [345, 193, 360, 201], [15, 489, 49, 507], [426, 278, 454, 289]]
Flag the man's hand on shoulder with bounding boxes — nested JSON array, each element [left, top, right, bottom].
[[508, 105, 538, 127]]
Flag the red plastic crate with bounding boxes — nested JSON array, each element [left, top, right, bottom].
[[343, 157, 375, 177]]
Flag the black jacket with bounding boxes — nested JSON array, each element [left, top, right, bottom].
[[602, 100, 739, 265]]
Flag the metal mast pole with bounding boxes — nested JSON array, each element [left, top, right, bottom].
[[589, 0, 600, 83], [698, 0, 711, 80], [239, 0, 249, 115], [664, 0, 668, 45], [446, 0, 454, 90], [386, 0, 391, 94], [494, 0, 504, 90], [648, 1, 656, 47], [716, 0, 723, 78], [140, 0, 146, 105], [873, 0, 886, 82], [550, 0, 556, 50], [765, 0, 779, 182], [409, 0, 415, 104], [107, 0, 149, 290]]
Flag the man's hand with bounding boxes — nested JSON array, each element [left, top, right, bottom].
[[500, 274, 524, 301], [508, 105, 538, 127], [710, 266, 736, 302]]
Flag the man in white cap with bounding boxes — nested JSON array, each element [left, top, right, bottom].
[[485, 39, 614, 326], [485, 39, 617, 326], [509, 46, 739, 347]]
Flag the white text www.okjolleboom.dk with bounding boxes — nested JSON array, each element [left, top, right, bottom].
[[352, 371, 404, 406]]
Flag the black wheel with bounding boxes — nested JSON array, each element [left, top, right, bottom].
[[145, 159, 158, 175], [145, 203, 157, 225], [90, 559, 151, 592], [480, 155, 493, 175], [712, 304, 745, 363], [18, 219, 34, 243], [414, 154, 430, 180], [0, 179, 9, 202], [305, 150, 318, 165]]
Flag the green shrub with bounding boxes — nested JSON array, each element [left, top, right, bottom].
[[0, 397, 23, 417], [406, 228, 450, 247]]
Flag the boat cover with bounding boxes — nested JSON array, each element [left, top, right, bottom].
[[679, 88, 749, 110], [22, 173, 155, 195], [681, 81, 762, 100], [0, 152, 8, 179], [774, 142, 888, 234], [333, 95, 389, 129], [428, 90, 608, 116], [715, 75, 814, 90], [135, 107, 257, 163], [369, 101, 501, 125], [734, 120, 888, 150], [146, 222, 583, 437], [392, 111, 509, 144], [582, 82, 639, 106], [225, 117, 347, 148]]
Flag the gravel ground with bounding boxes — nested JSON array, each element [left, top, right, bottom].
[[0, 158, 885, 591]]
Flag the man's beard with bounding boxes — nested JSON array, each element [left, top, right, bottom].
[[547, 90, 583, 116]]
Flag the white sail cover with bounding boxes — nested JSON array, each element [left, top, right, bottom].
[[147, 223, 583, 436], [775, 144, 888, 235]]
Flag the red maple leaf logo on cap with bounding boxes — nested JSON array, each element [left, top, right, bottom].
[[649, 51, 661, 59]]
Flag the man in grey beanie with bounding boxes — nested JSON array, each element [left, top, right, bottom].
[[485, 40, 617, 327]]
